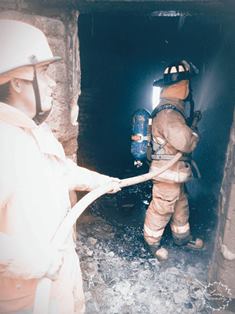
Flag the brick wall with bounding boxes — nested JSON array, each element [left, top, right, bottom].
[[0, 4, 80, 160], [209, 110, 235, 296]]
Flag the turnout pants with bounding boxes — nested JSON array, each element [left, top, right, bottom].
[[144, 181, 190, 247]]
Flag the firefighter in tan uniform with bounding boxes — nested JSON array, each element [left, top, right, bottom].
[[144, 60, 203, 261]]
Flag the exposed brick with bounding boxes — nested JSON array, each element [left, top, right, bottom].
[[0, 8, 80, 158]]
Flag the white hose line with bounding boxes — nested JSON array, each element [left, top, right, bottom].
[[119, 152, 182, 188], [53, 152, 182, 247], [33, 152, 182, 314]]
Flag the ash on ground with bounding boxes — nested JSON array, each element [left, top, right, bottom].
[[76, 183, 216, 314]]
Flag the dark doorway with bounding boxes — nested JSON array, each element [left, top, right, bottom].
[[77, 12, 234, 253], [76, 9, 235, 313]]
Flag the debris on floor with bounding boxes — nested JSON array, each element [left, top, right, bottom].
[[75, 179, 224, 314], [76, 209, 216, 314]]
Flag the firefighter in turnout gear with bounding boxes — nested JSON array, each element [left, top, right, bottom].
[[0, 19, 120, 314], [144, 60, 204, 261]]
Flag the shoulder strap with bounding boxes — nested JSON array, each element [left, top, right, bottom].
[[151, 104, 186, 120]]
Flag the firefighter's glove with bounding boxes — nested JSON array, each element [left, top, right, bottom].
[[107, 177, 121, 194], [1, 236, 64, 280]]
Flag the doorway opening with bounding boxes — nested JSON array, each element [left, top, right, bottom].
[[77, 10, 234, 263]]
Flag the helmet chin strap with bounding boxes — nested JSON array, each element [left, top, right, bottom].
[[32, 66, 51, 125]]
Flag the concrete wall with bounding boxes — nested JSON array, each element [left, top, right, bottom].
[[209, 110, 235, 297], [0, 3, 80, 160]]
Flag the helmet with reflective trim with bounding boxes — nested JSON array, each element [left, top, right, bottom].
[[0, 19, 61, 85], [153, 60, 199, 87]]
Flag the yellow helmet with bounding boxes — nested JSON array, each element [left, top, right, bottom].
[[0, 19, 61, 85]]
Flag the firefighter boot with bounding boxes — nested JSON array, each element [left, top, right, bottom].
[[173, 234, 204, 250], [148, 244, 169, 261], [186, 237, 204, 250]]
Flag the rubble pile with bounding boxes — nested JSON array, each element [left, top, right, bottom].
[[76, 204, 212, 314]]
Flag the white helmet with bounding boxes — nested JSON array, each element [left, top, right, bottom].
[[0, 19, 61, 85]]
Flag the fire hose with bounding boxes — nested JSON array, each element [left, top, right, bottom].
[[33, 152, 182, 314]]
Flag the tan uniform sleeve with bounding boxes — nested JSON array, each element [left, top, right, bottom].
[[162, 111, 199, 153], [64, 158, 113, 191]]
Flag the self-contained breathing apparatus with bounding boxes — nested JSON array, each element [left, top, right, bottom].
[[131, 104, 202, 175], [131, 60, 202, 174], [131, 108, 152, 167]]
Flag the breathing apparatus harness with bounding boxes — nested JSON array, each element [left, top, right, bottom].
[[151, 103, 186, 159], [150, 97, 201, 178], [151, 103, 186, 120], [131, 100, 201, 176]]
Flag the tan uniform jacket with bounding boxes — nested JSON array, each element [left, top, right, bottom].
[[0, 102, 113, 313], [150, 98, 199, 183]]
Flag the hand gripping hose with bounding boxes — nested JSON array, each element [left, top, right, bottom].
[[33, 152, 182, 314]]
